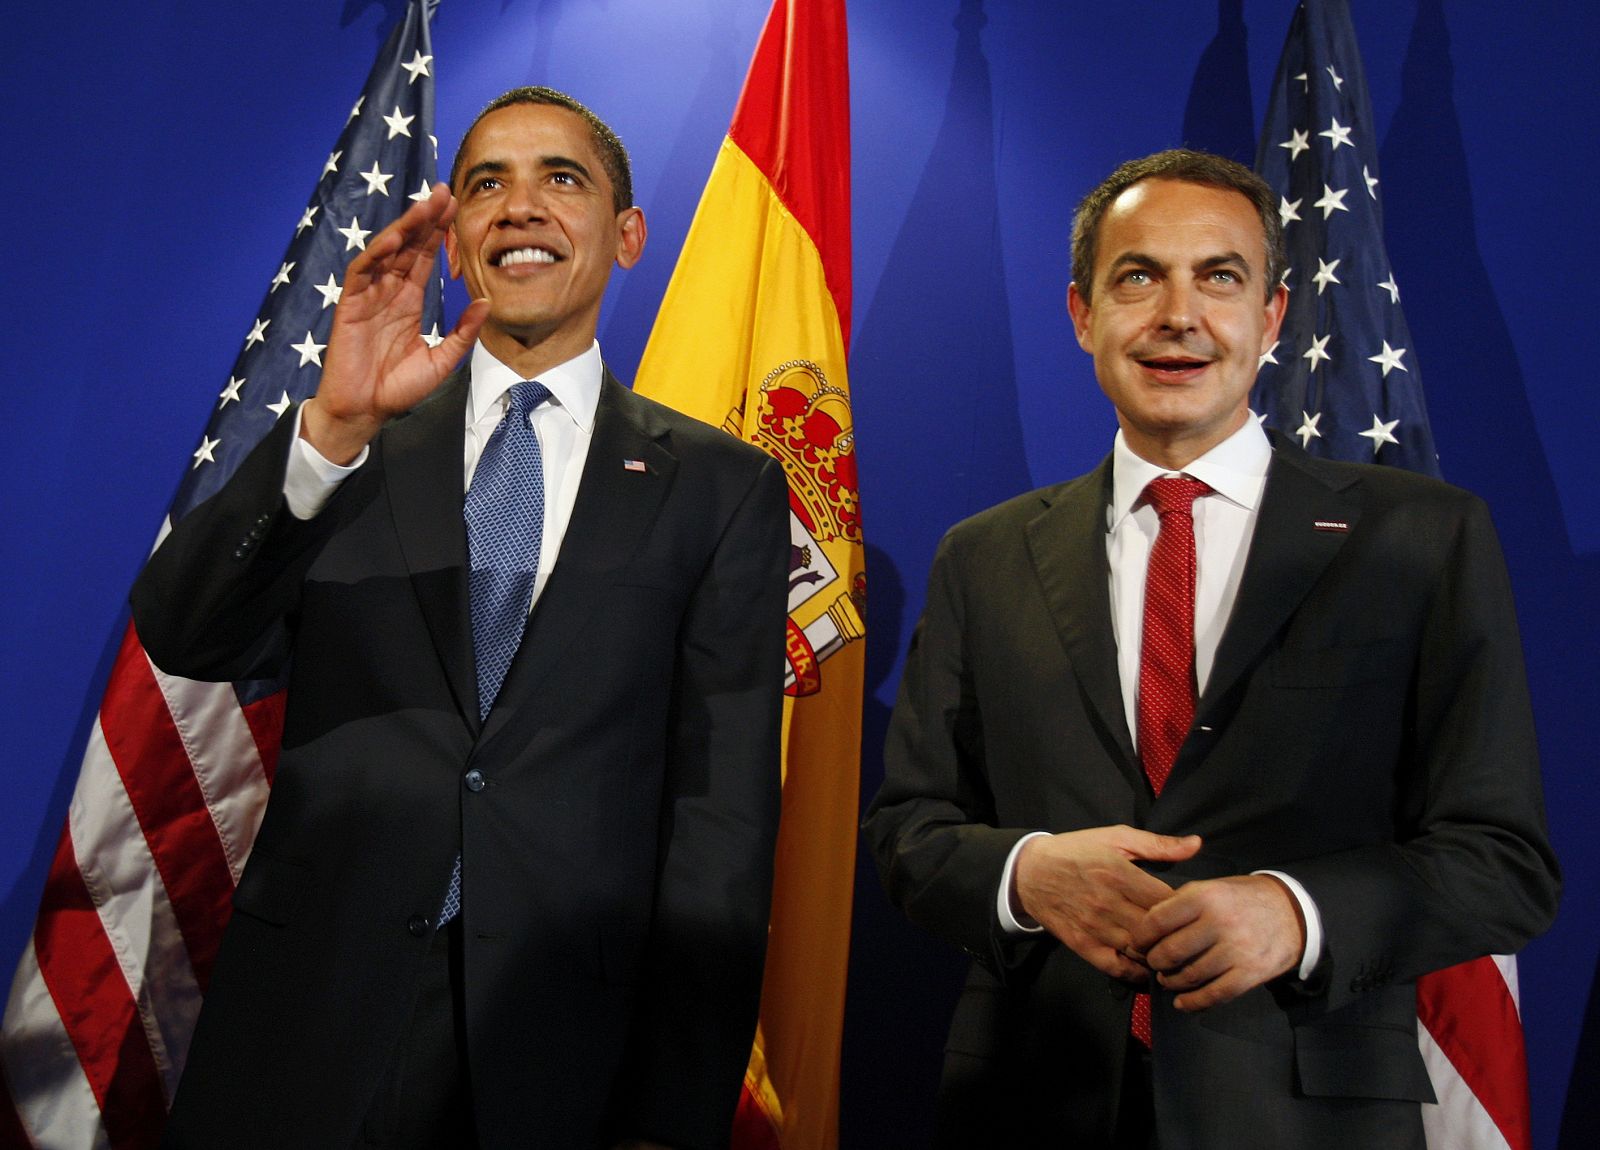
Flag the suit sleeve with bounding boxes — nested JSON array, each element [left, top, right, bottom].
[[130, 408, 344, 682], [1288, 494, 1560, 1012], [863, 526, 1034, 972], [616, 454, 789, 1147]]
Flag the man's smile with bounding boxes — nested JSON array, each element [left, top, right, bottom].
[[491, 245, 560, 268], [1135, 354, 1212, 380]]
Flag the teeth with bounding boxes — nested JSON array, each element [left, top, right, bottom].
[[498, 247, 556, 267]]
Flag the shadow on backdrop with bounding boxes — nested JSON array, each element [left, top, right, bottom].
[[1379, 3, 1600, 1146], [519, 0, 620, 98], [842, 543, 966, 1147], [340, 0, 412, 38], [842, 0, 1029, 1140], [852, 0, 1032, 594], [1180, 0, 1255, 164], [1561, 957, 1600, 1145], [600, 1, 745, 382]]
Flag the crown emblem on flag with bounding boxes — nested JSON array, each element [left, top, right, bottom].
[[747, 359, 861, 544]]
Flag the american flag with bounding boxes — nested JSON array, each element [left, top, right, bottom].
[[0, 2, 441, 1145], [1253, 0, 1439, 477], [1254, 3, 1532, 1149]]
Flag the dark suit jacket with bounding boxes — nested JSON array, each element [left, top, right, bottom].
[[132, 366, 789, 1149], [864, 438, 1559, 1149]]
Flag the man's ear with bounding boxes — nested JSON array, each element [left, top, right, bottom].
[[615, 207, 647, 270], [1067, 281, 1094, 353], [444, 225, 461, 280], [1261, 280, 1289, 348]]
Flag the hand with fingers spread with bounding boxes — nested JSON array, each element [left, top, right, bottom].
[[301, 181, 489, 463], [1131, 873, 1305, 1011], [1013, 826, 1203, 982]]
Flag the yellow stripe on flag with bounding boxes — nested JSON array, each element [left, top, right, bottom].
[[638, 140, 849, 432]]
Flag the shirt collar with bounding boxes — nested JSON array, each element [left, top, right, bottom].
[[1109, 417, 1272, 527], [466, 340, 604, 432]]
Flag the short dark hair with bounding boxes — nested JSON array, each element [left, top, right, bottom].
[[1070, 149, 1284, 304], [449, 86, 633, 213]]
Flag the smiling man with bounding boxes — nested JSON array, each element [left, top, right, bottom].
[[134, 88, 789, 1149], [865, 150, 1558, 1148]]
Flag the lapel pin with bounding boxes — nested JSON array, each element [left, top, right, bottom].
[[623, 458, 647, 473], [1312, 519, 1349, 533]]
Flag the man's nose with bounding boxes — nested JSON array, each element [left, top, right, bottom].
[[1155, 280, 1201, 334], [497, 179, 547, 224]]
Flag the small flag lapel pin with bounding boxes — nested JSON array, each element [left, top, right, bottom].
[[623, 458, 648, 473], [1312, 519, 1349, 533]]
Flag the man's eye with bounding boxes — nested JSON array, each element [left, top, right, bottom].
[[550, 171, 578, 186], [1210, 269, 1241, 284], [1122, 270, 1151, 286], [472, 177, 501, 193]]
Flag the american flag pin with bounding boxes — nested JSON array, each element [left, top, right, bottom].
[[623, 458, 647, 473], [1313, 520, 1349, 533]]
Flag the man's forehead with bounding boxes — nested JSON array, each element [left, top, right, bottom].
[[1107, 179, 1256, 227], [1099, 179, 1265, 257], [457, 103, 598, 165]]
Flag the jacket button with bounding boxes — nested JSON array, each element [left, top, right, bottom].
[[407, 914, 430, 937], [464, 769, 485, 792]]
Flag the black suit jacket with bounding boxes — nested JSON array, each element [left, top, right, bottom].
[[133, 367, 789, 1149], [864, 438, 1559, 1149]]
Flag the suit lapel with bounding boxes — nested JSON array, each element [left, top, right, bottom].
[[1025, 458, 1142, 780], [481, 371, 677, 741], [381, 367, 478, 730], [1195, 442, 1363, 726]]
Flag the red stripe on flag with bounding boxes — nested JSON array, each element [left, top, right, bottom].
[[732, 1083, 782, 1150], [239, 689, 287, 786], [100, 624, 236, 991], [729, 0, 852, 347], [33, 823, 166, 1149], [1418, 957, 1531, 1150]]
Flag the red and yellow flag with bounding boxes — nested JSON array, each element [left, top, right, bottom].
[[633, 2, 857, 1146]]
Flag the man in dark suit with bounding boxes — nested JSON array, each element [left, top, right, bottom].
[[864, 150, 1559, 1148], [133, 87, 788, 1149]]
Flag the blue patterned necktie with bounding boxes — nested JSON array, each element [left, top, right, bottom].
[[465, 379, 552, 720], [439, 379, 551, 926]]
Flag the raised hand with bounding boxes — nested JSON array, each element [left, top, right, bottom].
[[1013, 826, 1202, 982], [301, 181, 489, 463]]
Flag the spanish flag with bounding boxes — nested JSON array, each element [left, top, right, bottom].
[[633, 1, 857, 1146]]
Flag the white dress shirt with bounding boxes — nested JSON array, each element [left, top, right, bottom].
[[283, 340, 603, 616], [997, 418, 1323, 981]]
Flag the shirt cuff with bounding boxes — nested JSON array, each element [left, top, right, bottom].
[[284, 405, 368, 520], [996, 831, 1051, 934], [1254, 868, 1324, 981]]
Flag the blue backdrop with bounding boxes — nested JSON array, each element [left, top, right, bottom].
[[3, 1, 1595, 1144]]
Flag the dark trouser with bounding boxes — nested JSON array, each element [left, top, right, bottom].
[[1114, 1040, 1157, 1150], [358, 919, 478, 1149]]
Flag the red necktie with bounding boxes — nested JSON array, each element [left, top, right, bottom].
[[1131, 475, 1210, 1047]]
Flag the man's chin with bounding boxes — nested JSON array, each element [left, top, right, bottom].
[[482, 313, 558, 345]]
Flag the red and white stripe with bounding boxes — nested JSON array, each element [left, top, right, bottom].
[[2, 589, 277, 1149], [1419, 954, 1532, 1150]]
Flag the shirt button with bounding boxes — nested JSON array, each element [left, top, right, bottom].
[[407, 914, 431, 938], [464, 769, 486, 792]]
